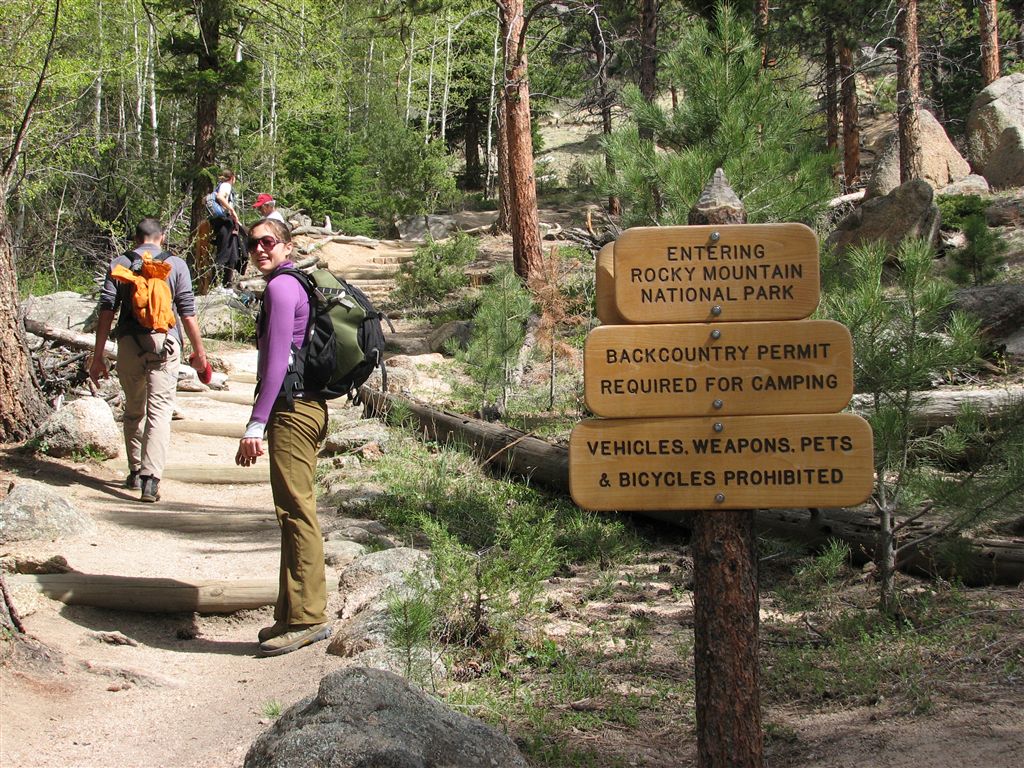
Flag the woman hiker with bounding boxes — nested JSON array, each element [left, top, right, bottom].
[[234, 217, 331, 657]]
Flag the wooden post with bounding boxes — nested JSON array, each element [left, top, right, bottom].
[[689, 169, 764, 767]]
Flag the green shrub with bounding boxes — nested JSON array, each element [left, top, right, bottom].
[[936, 194, 988, 231], [948, 214, 1007, 286], [392, 234, 477, 307]]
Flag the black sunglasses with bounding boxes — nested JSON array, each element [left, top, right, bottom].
[[247, 235, 283, 252]]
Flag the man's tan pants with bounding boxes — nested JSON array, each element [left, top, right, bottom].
[[267, 398, 329, 627], [116, 334, 180, 480]]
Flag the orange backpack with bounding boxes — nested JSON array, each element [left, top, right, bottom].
[[111, 253, 177, 333]]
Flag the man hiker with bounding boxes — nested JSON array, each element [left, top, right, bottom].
[[252, 193, 286, 224], [89, 217, 209, 503]]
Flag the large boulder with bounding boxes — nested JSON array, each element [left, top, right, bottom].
[[865, 110, 970, 199], [950, 284, 1024, 363], [0, 478, 96, 543], [244, 667, 528, 768], [966, 72, 1024, 173], [936, 174, 991, 197], [22, 291, 98, 334], [826, 179, 941, 255], [34, 397, 120, 459], [983, 126, 1024, 190], [394, 215, 460, 241], [337, 547, 430, 619]]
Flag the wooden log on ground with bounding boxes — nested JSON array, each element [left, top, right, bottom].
[[25, 319, 116, 359], [10, 574, 338, 613], [849, 386, 1024, 431], [360, 388, 1024, 586]]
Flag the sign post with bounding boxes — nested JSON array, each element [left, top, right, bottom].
[[570, 171, 872, 768]]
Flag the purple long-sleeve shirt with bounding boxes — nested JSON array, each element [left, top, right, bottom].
[[246, 263, 310, 433]]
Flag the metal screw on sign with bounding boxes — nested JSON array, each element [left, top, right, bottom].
[[710, 329, 722, 340], [714, 493, 726, 503], [713, 399, 724, 410], [711, 305, 722, 316], [710, 231, 721, 242], [713, 422, 724, 432]]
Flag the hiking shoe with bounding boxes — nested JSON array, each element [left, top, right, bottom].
[[139, 476, 160, 503], [257, 621, 289, 643], [124, 471, 141, 490], [257, 623, 331, 657]]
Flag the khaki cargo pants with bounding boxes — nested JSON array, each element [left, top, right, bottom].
[[116, 333, 180, 480], [268, 397, 329, 627]]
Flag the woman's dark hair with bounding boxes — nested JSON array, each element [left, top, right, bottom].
[[218, 169, 235, 181], [251, 218, 291, 242]]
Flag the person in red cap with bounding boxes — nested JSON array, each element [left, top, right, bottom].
[[253, 193, 286, 224]]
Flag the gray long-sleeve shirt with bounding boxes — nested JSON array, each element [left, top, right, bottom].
[[98, 243, 197, 344]]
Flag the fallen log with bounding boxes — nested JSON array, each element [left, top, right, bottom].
[[10, 574, 338, 613], [849, 386, 1024, 431], [25, 318, 115, 359], [360, 388, 1024, 586]]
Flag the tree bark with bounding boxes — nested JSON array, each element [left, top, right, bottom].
[[979, 0, 1001, 85], [0, 201, 49, 443], [494, 76, 512, 234], [693, 511, 763, 768], [839, 41, 860, 189], [500, 1, 543, 280], [637, 0, 658, 141], [755, 0, 770, 69], [190, 0, 223, 296], [897, 0, 923, 183]]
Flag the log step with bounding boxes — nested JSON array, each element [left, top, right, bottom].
[[10, 574, 338, 613]]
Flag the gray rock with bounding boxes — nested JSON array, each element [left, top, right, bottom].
[[324, 539, 366, 569], [866, 110, 970, 199], [826, 179, 940, 256], [984, 126, 1024, 189], [338, 548, 429, 619], [966, 72, 1024, 171], [321, 421, 392, 454], [394, 214, 460, 241], [427, 320, 472, 353], [244, 667, 527, 768], [986, 194, 1024, 226], [937, 174, 991, 197], [193, 295, 255, 339], [22, 291, 98, 334], [950, 284, 1024, 349], [0, 478, 96, 543], [364, 366, 413, 394], [34, 397, 120, 459]]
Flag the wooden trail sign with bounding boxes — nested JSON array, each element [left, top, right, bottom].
[[614, 223, 820, 323], [584, 319, 853, 418], [569, 413, 874, 511]]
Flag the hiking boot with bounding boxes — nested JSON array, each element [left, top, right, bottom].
[[124, 470, 141, 490], [139, 476, 160, 503], [257, 621, 289, 643], [257, 623, 331, 657]]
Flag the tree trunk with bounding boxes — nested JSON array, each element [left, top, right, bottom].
[[0, 199, 48, 443], [824, 27, 839, 153], [979, 0, 1001, 85], [693, 511, 763, 768], [501, 1, 543, 281], [190, 0, 223, 296], [755, 0, 770, 68], [839, 41, 860, 189], [638, 0, 658, 140], [465, 97, 482, 190], [897, 0, 923, 183]]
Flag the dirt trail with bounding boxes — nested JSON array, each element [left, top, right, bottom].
[[1, 349, 359, 768]]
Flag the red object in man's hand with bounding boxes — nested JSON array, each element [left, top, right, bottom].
[[190, 354, 213, 384]]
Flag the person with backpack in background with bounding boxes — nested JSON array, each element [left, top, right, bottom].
[[235, 217, 331, 657], [207, 168, 242, 293], [89, 218, 209, 503]]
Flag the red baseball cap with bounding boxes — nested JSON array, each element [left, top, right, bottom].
[[253, 193, 275, 208]]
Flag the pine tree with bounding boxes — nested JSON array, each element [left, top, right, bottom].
[[948, 214, 1007, 286], [597, 3, 835, 226]]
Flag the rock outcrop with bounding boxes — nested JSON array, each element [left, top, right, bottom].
[[866, 110, 970, 199]]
